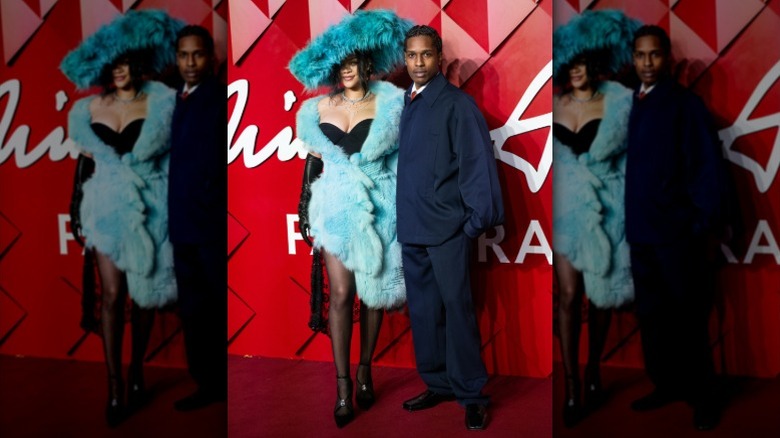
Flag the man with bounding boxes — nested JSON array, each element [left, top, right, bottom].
[[168, 25, 228, 411], [625, 25, 725, 430], [396, 25, 504, 431]]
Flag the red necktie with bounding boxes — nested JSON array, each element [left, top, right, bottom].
[[181, 91, 189, 100], [638, 91, 646, 100], [410, 91, 417, 101]]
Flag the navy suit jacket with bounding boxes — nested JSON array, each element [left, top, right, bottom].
[[396, 73, 504, 245], [168, 76, 227, 245], [625, 77, 724, 245]]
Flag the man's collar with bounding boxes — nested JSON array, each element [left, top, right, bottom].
[[409, 72, 446, 107], [639, 82, 656, 95], [182, 83, 200, 95]]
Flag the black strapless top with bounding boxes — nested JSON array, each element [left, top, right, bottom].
[[90, 119, 144, 156], [553, 119, 601, 156], [319, 119, 373, 157]]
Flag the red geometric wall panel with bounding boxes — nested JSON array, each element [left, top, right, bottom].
[[227, 0, 553, 377], [552, 0, 780, 378]]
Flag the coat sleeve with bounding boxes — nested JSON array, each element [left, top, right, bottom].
[[453, 97, 505, 238], [682, 93, 726, 237]]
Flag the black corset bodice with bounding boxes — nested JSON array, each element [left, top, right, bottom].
[[319, 119, 373, 157], [553, 119, 601, 156], [90, 119, 144, 156]]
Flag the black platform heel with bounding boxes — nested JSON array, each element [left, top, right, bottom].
[[334, 375, 354, 428], [127, 365, 148, 414], [584, 364, 606, 411], [355, 363, 375, 410], [562, 376, 582, 428], [105, 375, 125, 428]]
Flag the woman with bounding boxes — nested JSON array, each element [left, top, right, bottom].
[[289, 10, 410, 428], [61, 10, 181, 427], [552, 10, 640, 427]]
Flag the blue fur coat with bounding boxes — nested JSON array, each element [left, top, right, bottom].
[[69, 80, 177, 308], [553, 80, 634, 308], [297, 81, 406, 309]]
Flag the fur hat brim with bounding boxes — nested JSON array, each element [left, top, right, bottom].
[[553, 9, 642, 83], [288, 9, 413, 90], [60, 9, 184, 89]]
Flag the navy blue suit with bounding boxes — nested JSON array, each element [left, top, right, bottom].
[[625, 77, 724, 401], [168, 76, 227, 396], [397, 73, 504, 405]]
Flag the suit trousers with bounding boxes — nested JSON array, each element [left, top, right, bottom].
[[630, 239, 715, 402], [174, 242, 227, 396], [402, 231, 488, 405]]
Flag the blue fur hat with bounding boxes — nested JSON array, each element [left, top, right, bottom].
[[288, 9, 413, 89], [553, 9, 642, 83], [60, 10, 184, 89]]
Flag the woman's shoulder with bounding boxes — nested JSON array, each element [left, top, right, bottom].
[[86, 94, 105, 111], [315, 94, 335, 111]]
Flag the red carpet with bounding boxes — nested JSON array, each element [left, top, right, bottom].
[[0, 354, 226, 437], [553, 362, 780, 437], [229, 355, 551, 437]]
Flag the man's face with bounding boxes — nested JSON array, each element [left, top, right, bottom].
[[633, 35, 668, 87], [404, 35, 441, 87], [177, 35, 212, 87]]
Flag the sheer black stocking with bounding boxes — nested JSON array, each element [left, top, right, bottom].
[[95, 251, 127, 404], [323, 250, 356, 413], [584, 300, 612, 411], [357, 302, 383, 384], [129, 302, 155, 391], [555, 253, 584, 405]]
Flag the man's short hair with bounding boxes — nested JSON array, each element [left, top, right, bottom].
[[404, 25, 442, 54], [177, 25, 214, 54], [633, 25, 671, 55]]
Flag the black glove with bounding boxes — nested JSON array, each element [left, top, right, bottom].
[[298, 154, 323, 246], [69, 154, 95, 246]]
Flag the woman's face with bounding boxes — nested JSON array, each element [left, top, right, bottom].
[[112, 60, 133, 90], [339, 56, 361, 90], [568, 60, 589, 90]]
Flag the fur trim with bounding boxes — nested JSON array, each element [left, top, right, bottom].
[[553, 9, 641, 83], [69, 81, 177, 308], [289, 9, 412, 89], [553, 80, 634, 308], [61, 10, 184, 89], [296, 81, 406, 309]]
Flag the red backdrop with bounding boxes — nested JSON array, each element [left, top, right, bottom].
[[553, 0, 780, 378], [227, 0, 554, 377], [0, 0, 228, 367]]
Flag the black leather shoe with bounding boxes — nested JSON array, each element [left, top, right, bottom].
[[465, 404, 488, 430], [693, 402, 720, 430], [630, 389, 680, 412], [174, 389, 226, 412], [402, 390, 455, 411]]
